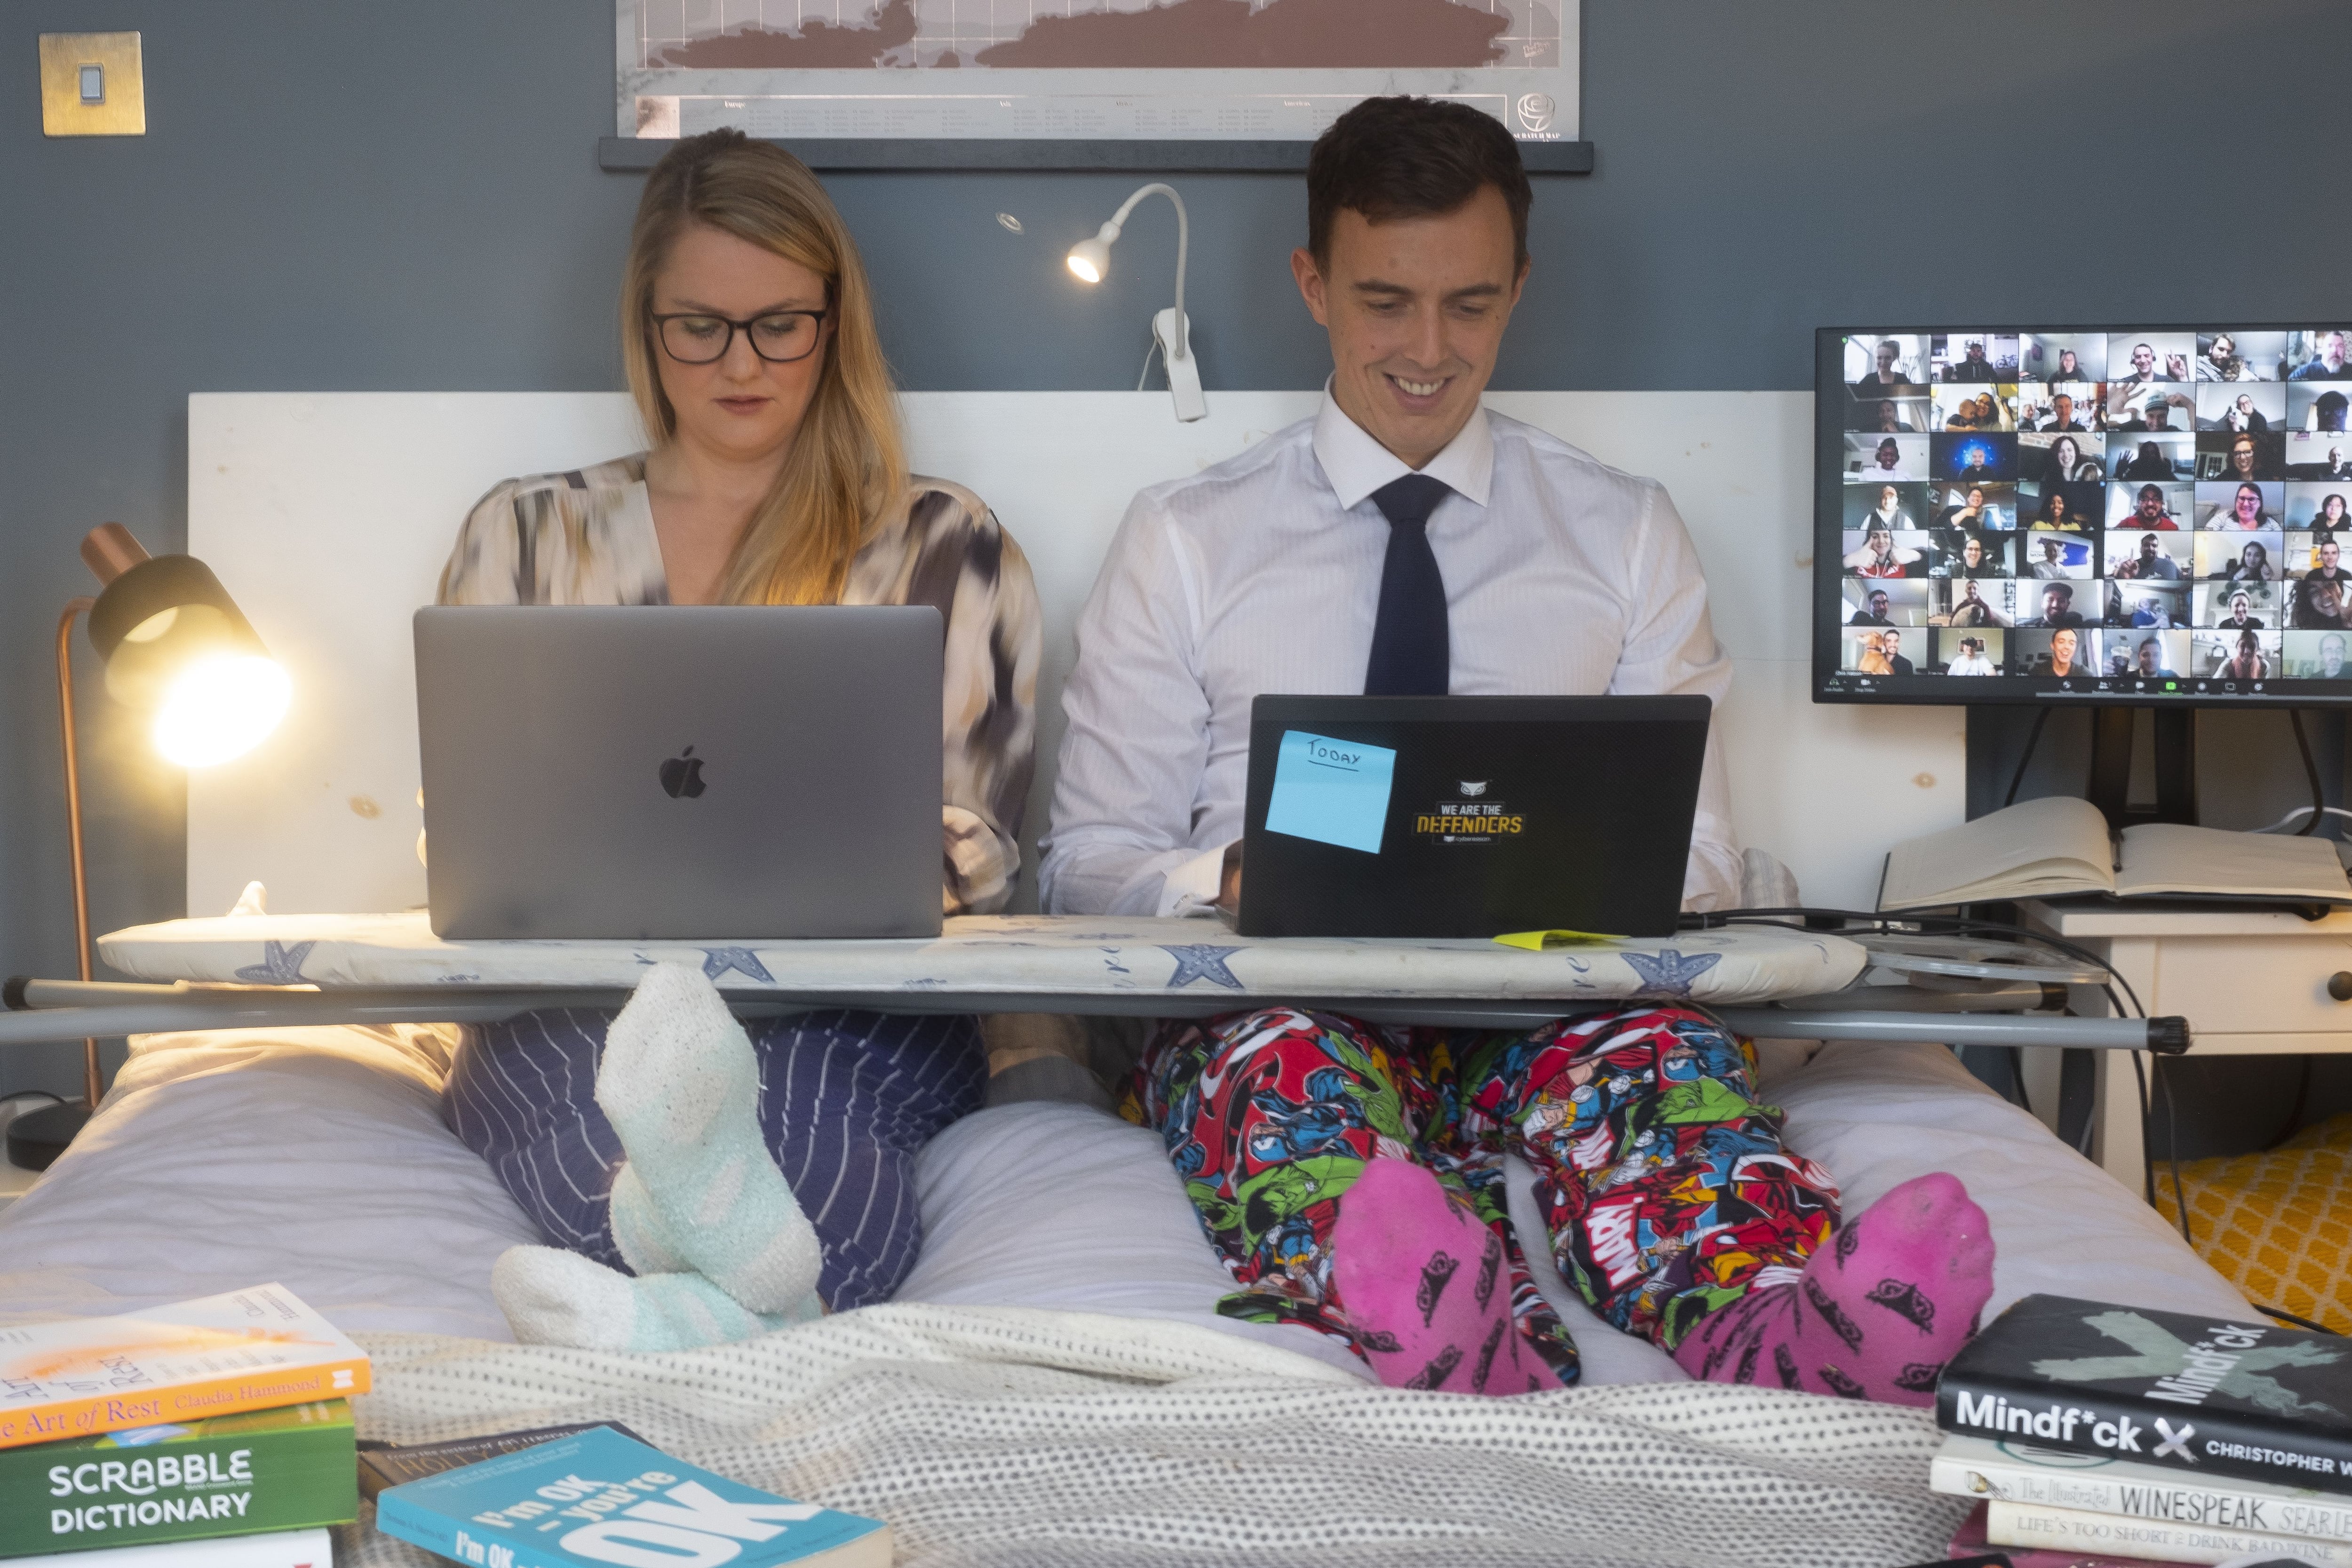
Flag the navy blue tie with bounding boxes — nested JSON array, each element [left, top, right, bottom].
[[1364, 473, 1452, 696]]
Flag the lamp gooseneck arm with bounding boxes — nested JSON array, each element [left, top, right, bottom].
[[56, 597, 99, 1113], [1110, 182, 1189, 363]]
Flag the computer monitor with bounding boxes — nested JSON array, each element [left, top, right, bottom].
[[1816, 325, 2352, 707]]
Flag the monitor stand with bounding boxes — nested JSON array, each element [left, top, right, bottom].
[[2088, 707, 2198, 829], [1966, 705, 2199, 830]]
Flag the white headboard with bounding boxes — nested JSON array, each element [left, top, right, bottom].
[[186, 390, 1962, 918]]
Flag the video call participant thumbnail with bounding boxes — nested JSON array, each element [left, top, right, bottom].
[[2285, 435, 2352, 479], [2202, 583, 2273, 630], [1933, 431, 2015, 483], [2019, 626, 2088, 677], [1935, 483, 2010, 531], [2290, 329, 2352, 381], [2201, 480, 2281, 531], [2289, 488, 2352, 533], [1940, 632, 2000, 674], [2106, 480, 2184, 530], [1846, 395, 1930, 433], [1950, 532, 2008, 578], [2196, 533, 2280, 583], [2106, 531, 2182, 580], [2017, 581, 2087, 628], [2195, 331, 2287, 382], [2022, 333, 2105, 384], [2108, 582, 2186, 630], [1939, 577, 2011, 628], [2025, 433, 2104, 484], [1845, 581, 1930, 624], [1843, 525, 1929, 577], [2024, 535, 2091, 581], [1845, 433, 1925, 480], [2289, 382, 2352, 435], [2291, 575, 2352, 631], [2195, 628, 2278, 680], [2196, 382, 2284, 433], [2287, 629, 2352, 677], [2111, 436, 2190, 482], [2199, 430, 2284, 481], [1850, 334, 1925, 394]]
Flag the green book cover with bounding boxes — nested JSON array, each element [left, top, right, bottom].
[[0, 1399, 356, 1559]]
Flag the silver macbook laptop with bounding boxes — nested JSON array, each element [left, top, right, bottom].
[[415, 606, 943, 941]]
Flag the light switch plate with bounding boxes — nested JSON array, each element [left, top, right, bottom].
[[40, 32, 145, 137]]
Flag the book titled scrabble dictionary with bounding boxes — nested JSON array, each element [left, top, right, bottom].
[[0, 1287, 369, 1452], [373, 1425, 889, 1568], [1937, 1294, 2352, 1496], [0, 1399, 355, 1558]]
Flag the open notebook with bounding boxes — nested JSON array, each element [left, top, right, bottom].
[[1878, 795, 2352, 911]]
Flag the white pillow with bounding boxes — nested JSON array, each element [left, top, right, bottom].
[[895, 1101, 1371, 1379], [0, 1026, 540, 1339], [1771, 1040, 2254, 1323]]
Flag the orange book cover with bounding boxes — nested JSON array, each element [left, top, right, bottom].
[[0, 1285, 370, 1451]]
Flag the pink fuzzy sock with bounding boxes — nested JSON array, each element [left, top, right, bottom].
[[1330, 1157, 1543, 1395], [1671, 1172, 1996, 1405]]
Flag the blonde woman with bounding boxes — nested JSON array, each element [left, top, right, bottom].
[[437, 130, 1041, 1349]]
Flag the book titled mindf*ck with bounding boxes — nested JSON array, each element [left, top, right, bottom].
[[1937, 1293, 2352, 1496], [0, 1286, 369, 1452], [374, 1425, 889, 1568]]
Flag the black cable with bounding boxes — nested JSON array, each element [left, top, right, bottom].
[[2005, 707, 2054, 808], [2291, 710, 2326, 836], [2154, 1054, 2193, 1248], [2130, 1049, 2155, 1207], [2255, 1304, 2344, 1336], [2273, 1055, 2315, 1147]]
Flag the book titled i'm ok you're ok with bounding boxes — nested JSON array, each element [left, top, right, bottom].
[[375, 1425, 890, 1568]]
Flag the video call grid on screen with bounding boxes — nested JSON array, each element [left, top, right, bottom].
[[1816, 324, 2352, 707]]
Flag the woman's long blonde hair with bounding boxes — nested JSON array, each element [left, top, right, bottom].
[[621, 130, 905, 605]]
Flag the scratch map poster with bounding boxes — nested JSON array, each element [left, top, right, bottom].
[[617, 0, 1579, 144]]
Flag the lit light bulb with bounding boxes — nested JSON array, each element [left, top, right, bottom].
[[150, 653, 291, 768], [1065, 234, 1111, 284]]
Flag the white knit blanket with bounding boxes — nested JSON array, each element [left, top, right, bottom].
[[342, 1303, 1966, 1568]]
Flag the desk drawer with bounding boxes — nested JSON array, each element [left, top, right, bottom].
[[2154, 935, 2352, 1035]]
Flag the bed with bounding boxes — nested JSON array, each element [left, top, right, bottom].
[[0, 392, 2257, 1565]]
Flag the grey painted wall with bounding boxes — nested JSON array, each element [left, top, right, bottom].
[[5, 0, 2350, 1098]]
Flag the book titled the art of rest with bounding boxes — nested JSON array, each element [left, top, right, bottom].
[[1877, 794, 2352, 910], [1937, 1293, 2352, 1496], [374, 1425, 890, 1568], [0, 1285, 369, 1451], [0, 1398, 355, 1557]]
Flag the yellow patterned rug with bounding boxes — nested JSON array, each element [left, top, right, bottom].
[[2152, 1112, 2352, 1333]]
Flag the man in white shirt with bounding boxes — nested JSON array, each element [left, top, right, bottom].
[[1042, 96, 1993, 1408]]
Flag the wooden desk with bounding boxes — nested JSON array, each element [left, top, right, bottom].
[[2026, 903, 2352, 1187]]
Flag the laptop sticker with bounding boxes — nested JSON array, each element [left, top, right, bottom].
[[1264, 730, 1396, 854]]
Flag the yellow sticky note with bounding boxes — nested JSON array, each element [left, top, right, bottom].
[[1494, 929, 1622, 950]]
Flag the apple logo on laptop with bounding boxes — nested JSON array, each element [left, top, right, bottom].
[[659, 746, 707, 799]]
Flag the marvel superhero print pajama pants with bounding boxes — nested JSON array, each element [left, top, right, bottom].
[[1120, 1003, 1842, 1385]]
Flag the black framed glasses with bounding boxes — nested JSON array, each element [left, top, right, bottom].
[[651, 310, 828, 365]]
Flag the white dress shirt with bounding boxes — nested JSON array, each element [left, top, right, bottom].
[[1039, 389, 1742, 917]]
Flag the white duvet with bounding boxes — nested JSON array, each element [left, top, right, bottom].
[[0, 1024, 2256, 1566]]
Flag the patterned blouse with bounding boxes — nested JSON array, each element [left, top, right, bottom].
[[436, 454, 1041, 915]]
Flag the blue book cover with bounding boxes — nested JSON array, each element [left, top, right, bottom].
[[373, 1425, 889, 1568]]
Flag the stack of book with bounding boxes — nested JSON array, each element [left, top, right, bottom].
[[1931, 1293, 2352, 1567], [0, 1285, 369, 1567]]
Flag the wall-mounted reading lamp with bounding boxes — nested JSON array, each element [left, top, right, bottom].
[[7, 525, 289, 1170], [1067, 182, 1207, 423]]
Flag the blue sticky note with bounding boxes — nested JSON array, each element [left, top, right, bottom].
[[1263, 729, 1396, 854]]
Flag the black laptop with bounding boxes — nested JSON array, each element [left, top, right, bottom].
[[1236, 695, 1712, 939]]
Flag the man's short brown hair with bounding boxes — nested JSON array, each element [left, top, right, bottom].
[[1305, 96, 1532, 271]]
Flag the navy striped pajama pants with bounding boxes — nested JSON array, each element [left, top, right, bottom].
[[442, 1007, 985, 1311]]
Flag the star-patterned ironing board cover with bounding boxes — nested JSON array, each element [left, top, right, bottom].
[[95, 913, 1865, 1005]]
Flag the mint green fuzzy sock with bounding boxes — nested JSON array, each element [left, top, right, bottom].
[[596, 964, 825, 1315], [491, 1246, 820, 1353]]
